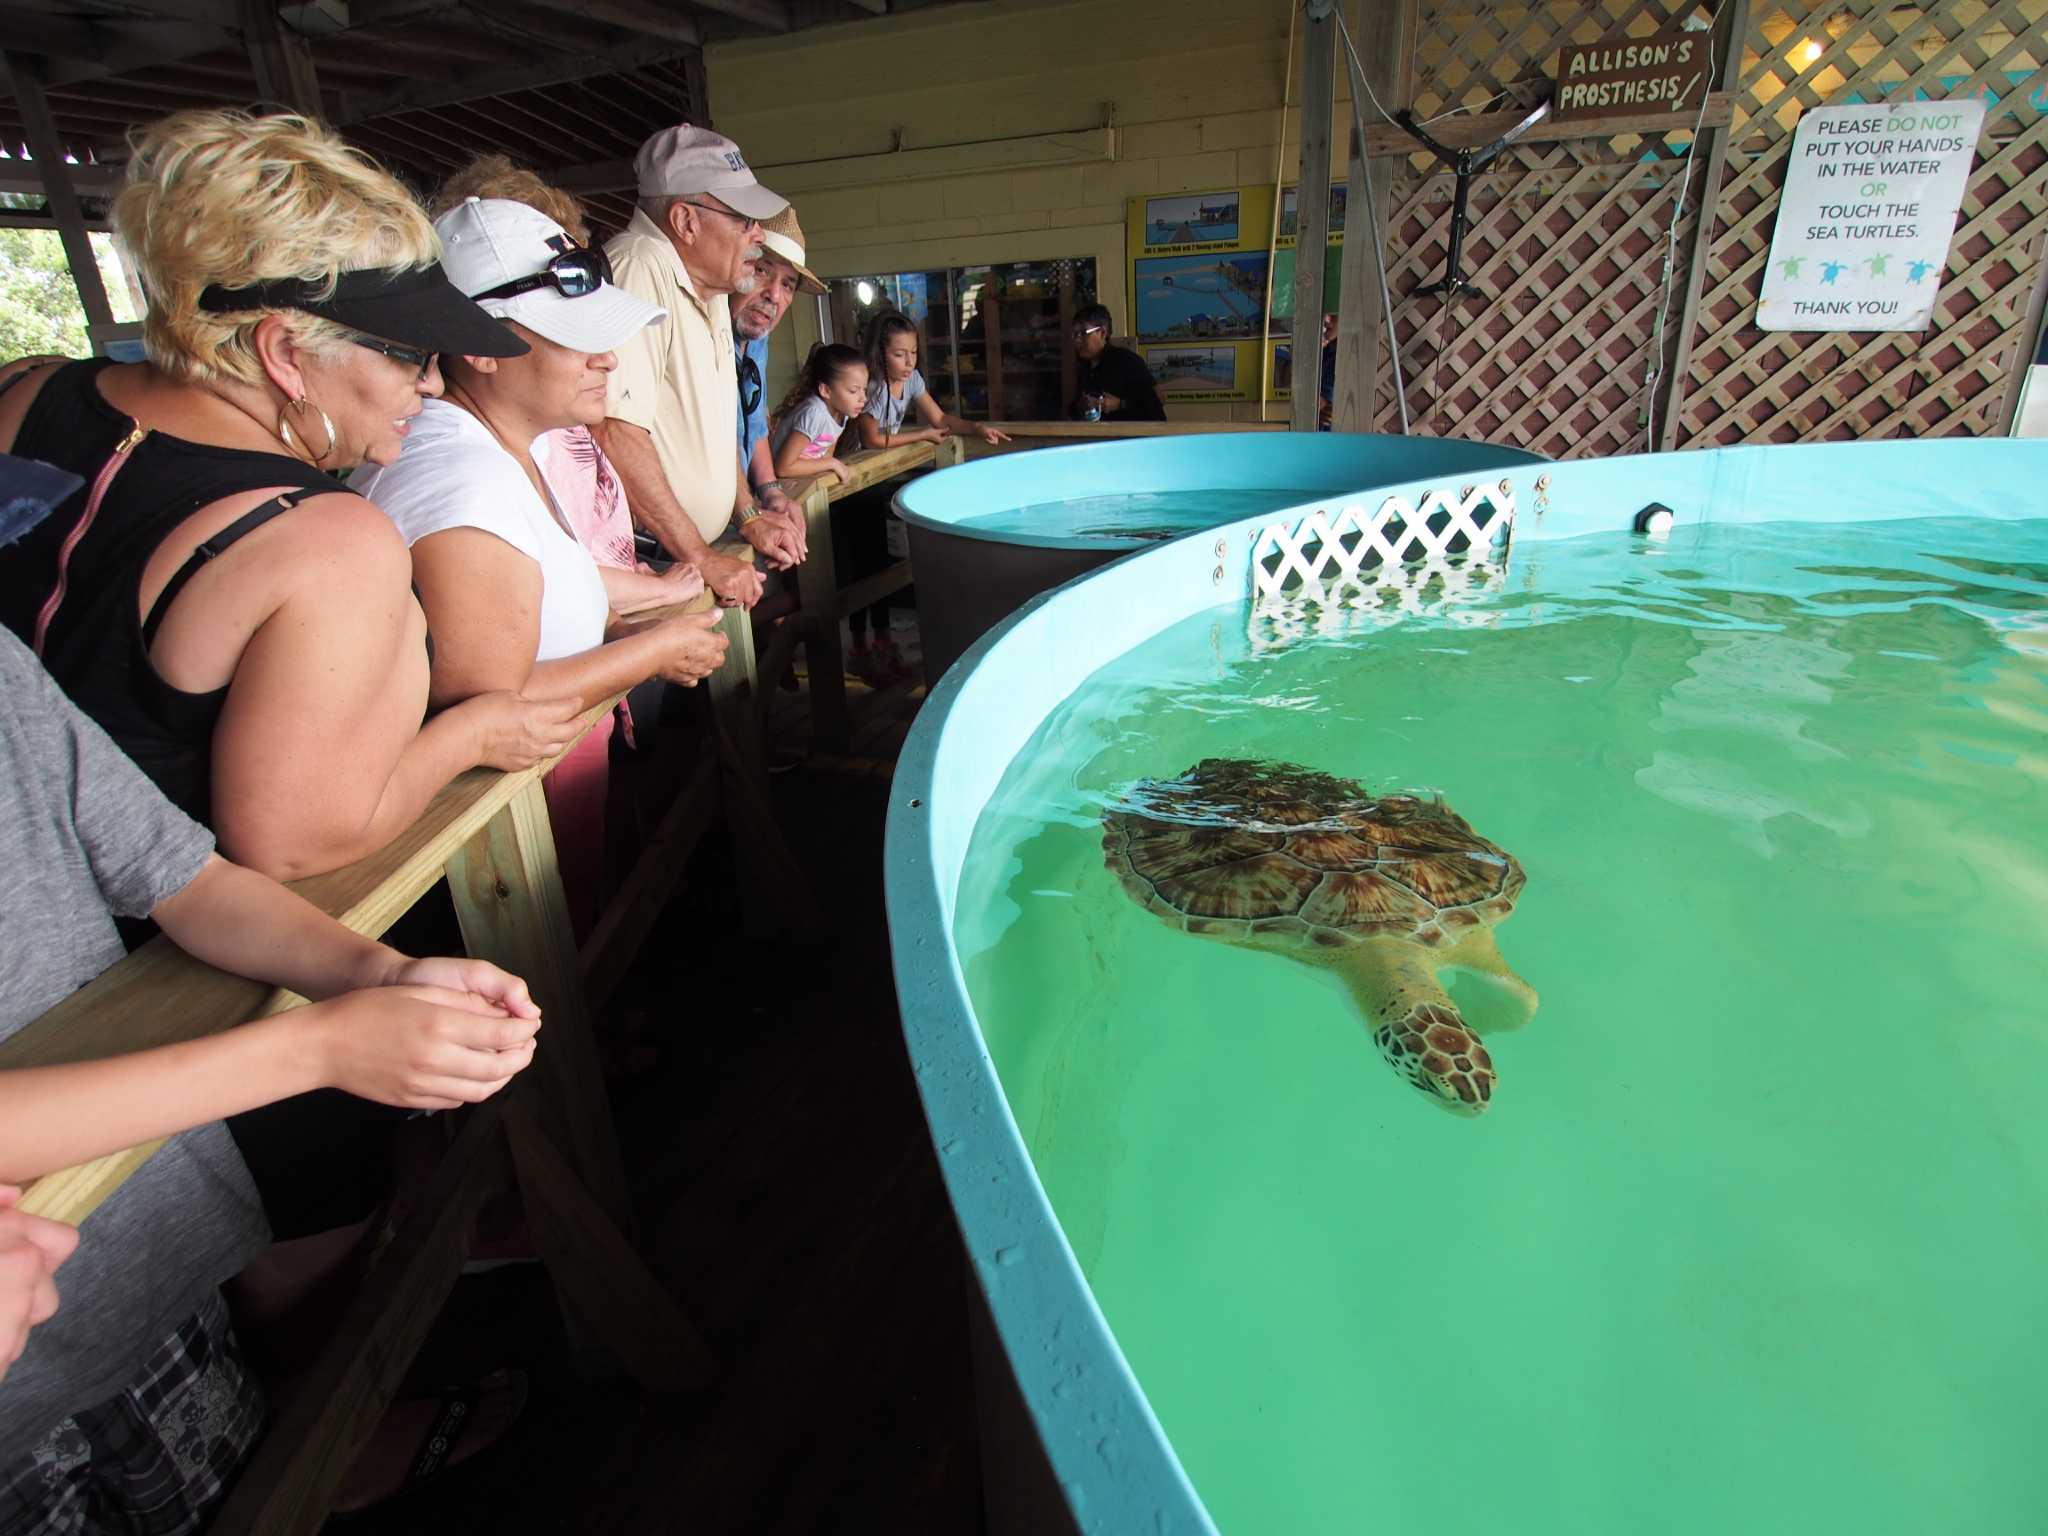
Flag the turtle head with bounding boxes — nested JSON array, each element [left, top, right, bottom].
[[1372, 1003, 1494, 1115]]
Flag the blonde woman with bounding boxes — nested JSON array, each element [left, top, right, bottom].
[[0, 109, 584, 887]]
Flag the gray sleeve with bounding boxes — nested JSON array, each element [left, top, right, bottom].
[[12, 638, 216, 918]]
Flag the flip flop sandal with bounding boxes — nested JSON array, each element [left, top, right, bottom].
[[327, 1369, 530, 1521]]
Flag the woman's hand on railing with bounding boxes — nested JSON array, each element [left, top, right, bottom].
[[303, 985, 541, 1112], [459, 691, 588, 772], [651, 610, 729, 687], [0, 1187, 75, 1383]]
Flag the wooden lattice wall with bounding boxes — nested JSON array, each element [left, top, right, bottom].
[[1678, 0, 2048, 442], [1370, 0, 2048, 450]]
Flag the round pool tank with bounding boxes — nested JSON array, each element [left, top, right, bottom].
[[884, 435, 2048, 1536]]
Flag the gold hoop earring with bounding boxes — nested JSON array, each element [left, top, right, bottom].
[[277, 393, 337, 466]]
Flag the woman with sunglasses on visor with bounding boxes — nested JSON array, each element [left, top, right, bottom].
[[353, 198, 730, 940], [0, 110, 586, 884]]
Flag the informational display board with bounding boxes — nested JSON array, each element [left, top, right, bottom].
[[1125, 183, 1341, 402], [1757, 100, 1984, 332]]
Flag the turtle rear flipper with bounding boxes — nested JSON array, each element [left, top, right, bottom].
[[1439, 925, 1539, 1032]]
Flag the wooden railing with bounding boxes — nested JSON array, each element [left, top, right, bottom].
[[767, 437, 962, 752], [2, 588, 737, 1535]]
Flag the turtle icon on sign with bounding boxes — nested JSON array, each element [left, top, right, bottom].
[[1907, 259, 1936, 282], [1863, 253, 1891, 277], [1778, 256, 1805, 279], [1819, 261, 1848, 285]]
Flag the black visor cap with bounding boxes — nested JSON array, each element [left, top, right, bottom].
[[197, 262, 529, 359]]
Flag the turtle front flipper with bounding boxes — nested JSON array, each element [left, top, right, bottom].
[[1337, 937, 1496, 1114], [1439, 924, 1539, 1032]]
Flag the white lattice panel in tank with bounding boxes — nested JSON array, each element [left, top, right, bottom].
[[1250, 483, 1515, 603], [1247, 548, 1512, 652]]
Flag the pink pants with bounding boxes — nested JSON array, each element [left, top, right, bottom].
[[541, 712, 614, 944]]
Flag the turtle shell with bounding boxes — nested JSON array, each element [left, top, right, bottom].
[[1101, 757, 1523, 947]]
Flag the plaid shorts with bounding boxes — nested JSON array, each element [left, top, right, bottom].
[[0, 1291, 266, 1536]]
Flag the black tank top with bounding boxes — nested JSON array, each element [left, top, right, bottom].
[[0, 359, 353, 824]]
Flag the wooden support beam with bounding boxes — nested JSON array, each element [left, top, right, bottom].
[[793, 482, 849, 750], [1289, 4, 1337, 433], [683, 43, 710, 124], [1335, 0, 1416, 433], [0, 52, 115, 327], [6, 21, 234, 93], [208, 1106, 511, 1536], [689, 0, 793, 29], [1654, 4, 1749, 451], [238, 0, 323, 116], [444, 779, 633, 1233], [336, 33, 695, 123], [509, 0, 707, 46], [1361, 95, 1733, 158], [502, 1101, 712, 1387]]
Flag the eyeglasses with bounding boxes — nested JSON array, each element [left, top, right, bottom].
[[738, 352, 762, 417], [348, 332, 435, 380], [687, 198, 758, 231], [1071, 323, 1107, 339], [474, 244, 614, 304]]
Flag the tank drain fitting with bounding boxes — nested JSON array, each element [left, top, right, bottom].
[[1633, 503, 1676, 536]]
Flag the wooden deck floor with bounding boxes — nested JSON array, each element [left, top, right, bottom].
[[335, 617, 982, 1534]]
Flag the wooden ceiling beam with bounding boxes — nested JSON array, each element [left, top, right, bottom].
[[508, 0, 705, 47], [686, 0, 793, 31], [335, 34, 694, 122], [6, 23, 236, 93]]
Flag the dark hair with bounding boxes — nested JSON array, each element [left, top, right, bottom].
[[865, 309, 920, 380], [1073, 302, 1113, 335], [775, 342, 867, 423]]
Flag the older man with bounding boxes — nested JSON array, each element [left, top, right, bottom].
[[735, 205, 827, 503], [595, 126, 803, 609]]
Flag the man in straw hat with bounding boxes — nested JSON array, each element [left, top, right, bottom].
[[735, 204, 828, 508], [595, 126, 806, 609]]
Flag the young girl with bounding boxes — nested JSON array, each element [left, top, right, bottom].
[[856, 311, 1013, 453], [770, 343, 869, 486]]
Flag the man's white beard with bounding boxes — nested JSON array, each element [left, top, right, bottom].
[[732, 244, 764, 296]]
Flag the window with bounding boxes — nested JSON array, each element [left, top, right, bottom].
[[826, 257, 1098, 420]]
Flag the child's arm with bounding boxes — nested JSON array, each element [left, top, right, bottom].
[[0, 986, 535, 1182], [0, 855, 544, 1183], [774, 430, 830, 480], [858, 411, 940, 450], [914, 388, 1010, 445]]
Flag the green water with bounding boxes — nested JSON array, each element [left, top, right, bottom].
[[957, 487, 1325, 544], [954, 517, 2048, 1535]]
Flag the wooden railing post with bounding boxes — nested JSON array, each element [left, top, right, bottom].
[[444, 778, 631, 1229], [794, 477, 849, 751]]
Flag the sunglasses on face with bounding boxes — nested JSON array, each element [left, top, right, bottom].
[[739, 353, 762, 416], [474, 244, 614, 304], [348, 332, 436, 380]]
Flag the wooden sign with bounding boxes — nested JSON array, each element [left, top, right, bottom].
[[1553, 28, 1712, 122]]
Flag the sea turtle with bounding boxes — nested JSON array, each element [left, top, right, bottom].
[[1101, 758, 1536, 1114]]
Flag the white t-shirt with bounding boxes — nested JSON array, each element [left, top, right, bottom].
[[355, 399, 609, 663]]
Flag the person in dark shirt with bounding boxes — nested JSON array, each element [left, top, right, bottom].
[[1069, 303, 1166, 422]]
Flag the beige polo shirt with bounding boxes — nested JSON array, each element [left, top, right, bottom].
[[604, 207, 738, 545]]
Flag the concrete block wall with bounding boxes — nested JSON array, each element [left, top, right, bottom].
[[709, 0, 1354, 421]]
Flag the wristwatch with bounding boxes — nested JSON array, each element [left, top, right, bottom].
[[736, 501, 763, 525]]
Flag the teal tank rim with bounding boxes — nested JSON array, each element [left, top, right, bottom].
[[892, 431, 1549, 552], [883, 435, 2048, 1534]]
